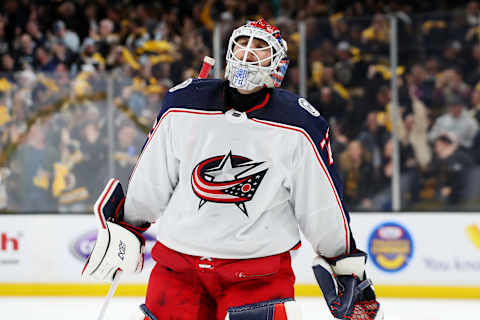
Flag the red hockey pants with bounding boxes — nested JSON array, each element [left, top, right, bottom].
[[144, 242, 296, 320]]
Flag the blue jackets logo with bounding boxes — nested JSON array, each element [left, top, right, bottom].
[[191, 151, 268, 216], [368, 222, 413, 272]]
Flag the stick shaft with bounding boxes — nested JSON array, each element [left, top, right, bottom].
[[96, 270, 123, 320]]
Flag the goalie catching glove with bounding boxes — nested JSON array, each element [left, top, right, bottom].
[[82, 178, 150, 281], [313, 251, 383, 320]]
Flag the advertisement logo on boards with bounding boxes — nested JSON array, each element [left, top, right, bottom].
[[423, 223, 480, 272], [71, 230, 156, 263], [0, 232, 22, 265], [368, 222, 414, 272], [466, 224, 480, 250]]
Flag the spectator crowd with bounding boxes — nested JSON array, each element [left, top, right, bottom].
[[0, 0, 480, 212]]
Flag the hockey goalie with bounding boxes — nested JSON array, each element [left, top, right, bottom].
[[82, 18, 383, 320]]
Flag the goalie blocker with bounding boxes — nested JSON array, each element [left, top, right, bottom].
[[313, 251, 383, 320], [82, 178, 150, 281]]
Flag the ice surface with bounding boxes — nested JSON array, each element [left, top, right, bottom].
[[1, 296, 478, 319]]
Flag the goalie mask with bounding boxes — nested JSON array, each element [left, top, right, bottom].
[[225, 19, 289, 91]]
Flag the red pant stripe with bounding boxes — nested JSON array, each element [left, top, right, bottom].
[[274, 303, 288, 320]]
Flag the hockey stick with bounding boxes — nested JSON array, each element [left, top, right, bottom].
[[198, 56, 216, 79], [96, 270, 123, 320]]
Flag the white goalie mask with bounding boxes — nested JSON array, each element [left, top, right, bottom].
[[225, 19, 289, 91]]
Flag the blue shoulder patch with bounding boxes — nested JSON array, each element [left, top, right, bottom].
[[160, 78, 225, 117], [254, 88, 329, 135]]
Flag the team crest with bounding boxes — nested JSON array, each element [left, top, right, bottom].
[[191, 151, 268, 216]]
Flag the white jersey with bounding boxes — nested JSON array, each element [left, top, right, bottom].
[[124, 79, 353, 259]]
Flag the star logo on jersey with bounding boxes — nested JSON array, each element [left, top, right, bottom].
[[191, 151, 268, 216]]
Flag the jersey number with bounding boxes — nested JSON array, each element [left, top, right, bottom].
[[320, 129, 334, 166]]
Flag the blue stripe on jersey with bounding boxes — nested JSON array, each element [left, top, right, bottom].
[[158, 78, 225, 120]]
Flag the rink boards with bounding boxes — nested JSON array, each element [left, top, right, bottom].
[[0, 213, 479, 298]]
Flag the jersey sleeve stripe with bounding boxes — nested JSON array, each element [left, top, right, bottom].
[[250, 118, 350, 254], [94, 178, 119, 229], [127, 108, 224, 188]]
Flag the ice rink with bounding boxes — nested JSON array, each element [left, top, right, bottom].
[[1, 296, 478, 319]]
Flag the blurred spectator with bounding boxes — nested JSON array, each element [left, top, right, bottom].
[[338, 140, 374, 210], [333, 41, 367, 88], [10, 120, 58, 212], [470, 86, 480, 120], [1, 53, 17, 77], [433, 68, 471, 112], [472, 122, 480, 164], [13, 34, 36, 70], [448, 13, 469, 48], [421, 14, 448, 58], [51, 42, 76, 68], [465, 43, 480, 85], [53, 20, 80, 54], [309, 65, 350, 122], [431, 133, 474, 205], [93, 19, 119, 57], [466, 1, 480, 26], [369, 137, 421, 210], [25, 19, 46, 48], [429, 92, 478, 149], [425, 57, 440, 81], [362, 84, 391, 123], [13, 70, 36, 119], [407, 64, 435, 108], [82, 3, 99, 40], [76, 38, 104, 72], [330, 17, 350, 44], [34, 46, 57, 72], [0, 16, 8, 56], [398, 91, 432, 170], [113, 119, 143, 188], [330, 118, 349, 155], [125, 18, 150, 53], [56, 1, 82, 34], [361, 13, 389, 57], [439, 40, 465, 72], [357, 112, 389, 175], [310, 86, 348, 123], [54, 115, 108, 212]]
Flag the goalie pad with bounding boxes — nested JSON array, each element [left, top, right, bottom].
[[140, 304, 158, 320], [81, 178, 146, 281], [312, 251, 383, 320], [225, 298, 301, 320]]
